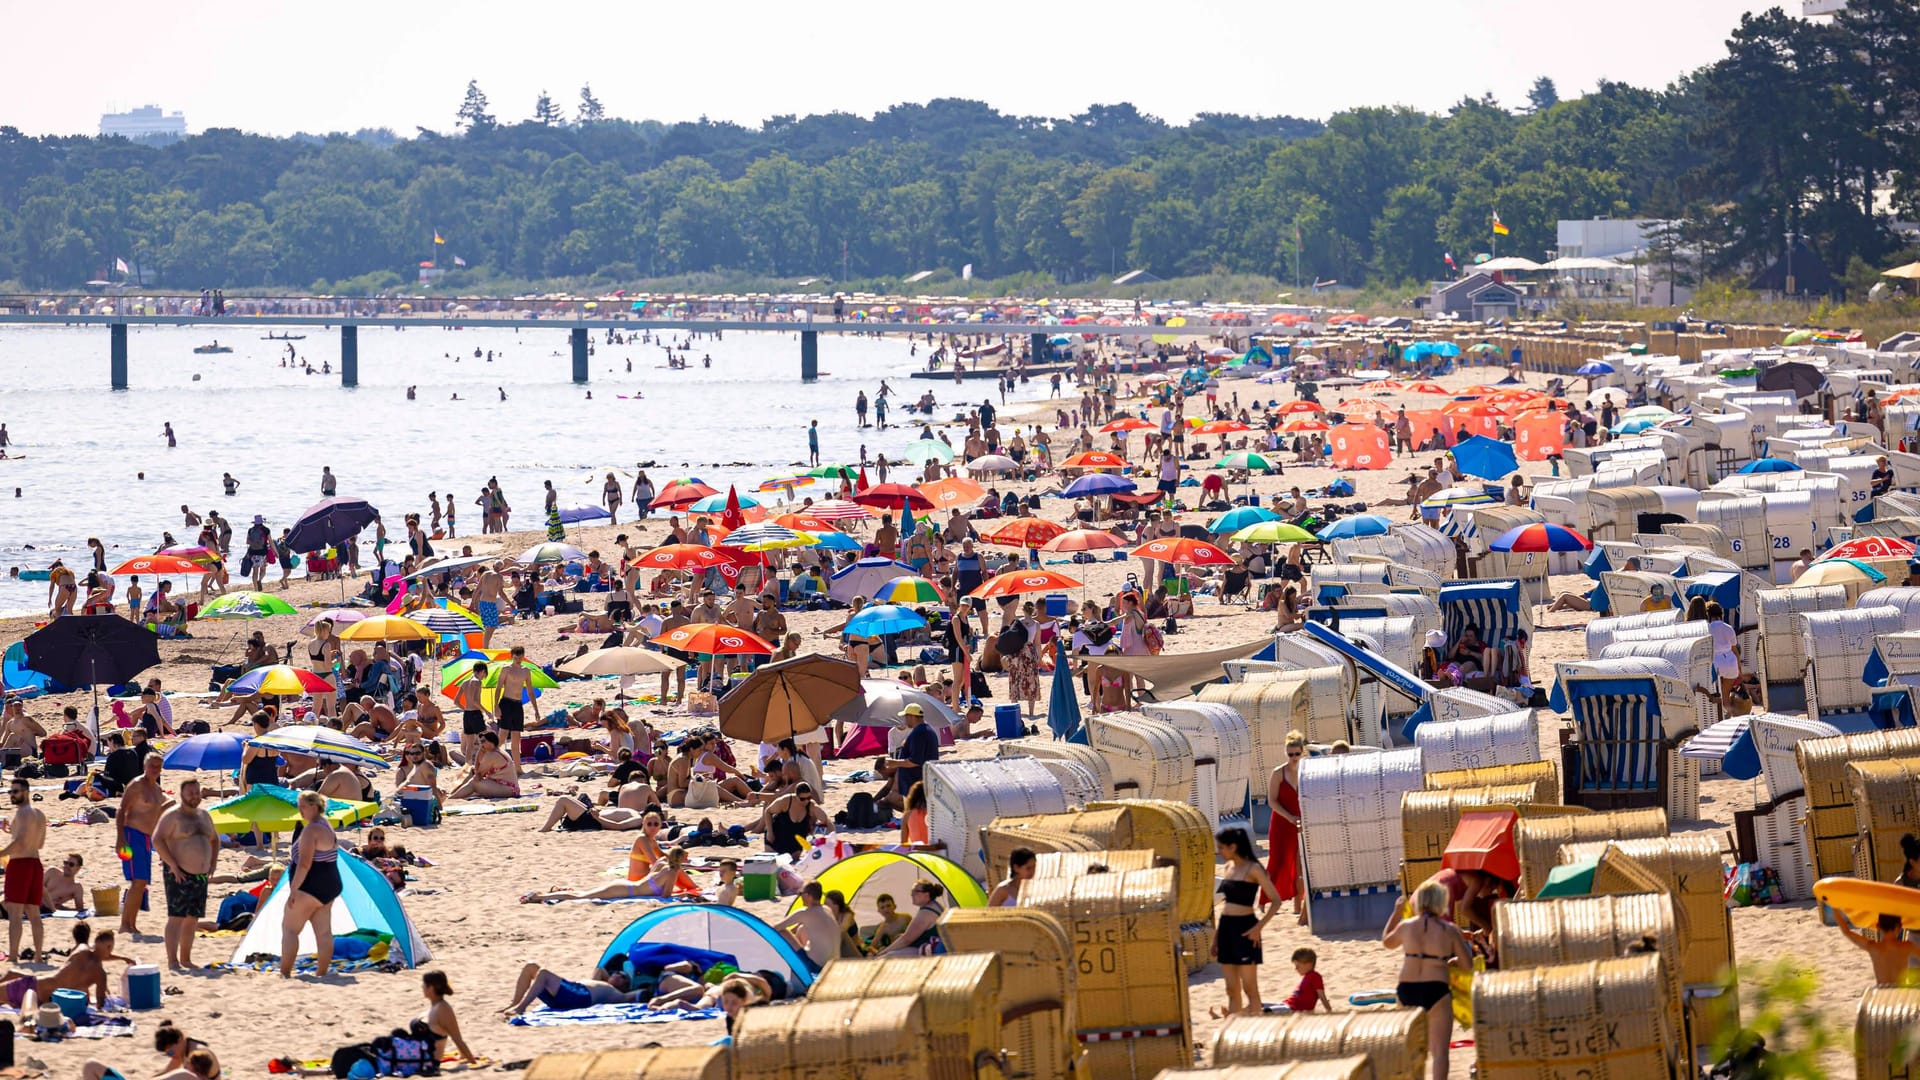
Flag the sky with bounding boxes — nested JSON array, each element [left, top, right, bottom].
[[9, 0, 1785, 137]]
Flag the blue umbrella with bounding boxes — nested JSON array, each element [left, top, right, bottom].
[[687, 492, 760, 513], [162, 731, 250, 772], [1431, 342, 1462, 358], [1047, 637, 1084, 741], [1208, 506, 1280, 534], [842, 604, 928, 637], [1316, 514, 1393, 541], [1737, 457, 1802, 475], [1451, 435, 1519, 480], [1610, 418, 1659, 435], [809, 530, 864, 551], [1575, 360, 1615, 376], [1061, 473, 1137, 497], [556, 505, 613, 524]]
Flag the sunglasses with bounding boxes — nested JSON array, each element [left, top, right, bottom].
[[1287, 751, 1302, 758]]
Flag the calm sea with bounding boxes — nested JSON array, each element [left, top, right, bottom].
[[0, 323, 1051, 617]]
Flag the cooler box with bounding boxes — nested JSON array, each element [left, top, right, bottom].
[[399, 785, 438, 828], [1044, 594, 1069, 618], [126, 964, 161, 1011], [994, 704, 1024, 740], [1164, 576, 1191, 597], [50, 988, 87, 1021], [741, 854, 781, 902]]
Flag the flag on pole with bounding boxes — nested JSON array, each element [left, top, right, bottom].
[[114, 257, 130, 274], [453, 256, 467, 267], [1443, 251, 1456, 270], [433, 232, 446, 245], [1491, 213, 1509, 237]]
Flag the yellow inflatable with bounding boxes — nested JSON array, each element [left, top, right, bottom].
[[1814, 877, 1920, 930]]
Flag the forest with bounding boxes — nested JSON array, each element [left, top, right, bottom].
[[2, 3, 1918, 296]]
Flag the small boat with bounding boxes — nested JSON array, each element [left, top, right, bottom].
[[959, 343, 1007, 360], [193, 344, 232, 354], [262, 333, 306, 341]]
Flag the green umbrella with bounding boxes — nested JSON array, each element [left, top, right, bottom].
[[439, 659, 559, 691], [1213, 451, 1276, 472], [1467, 343, 1504, 356], [1229, 521, 1320, 544], [806, 464, 859, 479], [897, 439, 956, 465], [197, 592, 298, 620]]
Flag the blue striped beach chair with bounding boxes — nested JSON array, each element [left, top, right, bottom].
[[1558, 669, 1701, 819]]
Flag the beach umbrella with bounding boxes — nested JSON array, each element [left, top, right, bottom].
[[688, 491, 761, 514], [1620, 405, 1675, 423], [196, 592, 299, 621], [650, 622, 775, 656], [717, 523, 815, 552], [1061, 451, 1128, 470], [1061, 473, 1137, 497], [853, 483, 934, 511], [1609, 418, 1662, 435], [873, 576, 945, 605], [248, 725, 389, 770], [970, 569, 1084, 599], [772, 512, 843, 532], [649, 479, 720, 508], [1407, 383, 1449, 395], [718, 654, 863, 744], [517, 542, 586, 565], [984, 517, 1068, 549], [285, 498, 378, 553], [209, 786, 377, 836], [555, 506, 612, 524], [1193, 420, 1251, 435], [634, 543, 731, 571], [963, 454, 1019, 475], [301, 610, 366, 635], [556, 647, 685, 678], [21, 614, 158, 691], [808, 530, 864, 551], [1736, 458, 1802, 475], [1132, 537, 1234, 567], [1574, 361, 1615, 376], [898, 439, 956, 465], [1451, 435, 1520, 480], [1468, 343, 1505, 356], [1209, 506, 1279, 534], [1793, 558, 1887, 588], [439, 659, 558, 692], [1213, 451, 1276, 472], [1757, 361, 1826, 399], [1422, 487, 1500, 513], [1277, 401, 1327, 415], [1316, 514, 1393, 541], [805, 465, 859, 480], [412, 607, 483, 635], [334, 614, 434, 642], [831, 678, 960, 729], [1818, 537, 1918, 562], [1101, 417, 1155, 433], [158, 545, 221, 566], [1229, 521, 1320, 544], [1047, 638, 1082, 741], [227, 665, 336, 696], [805, 499, 876, 522], [918, 477, 987, 509], [162, 731, 250, 773], [1039, 529, 1129, 553], [757, 475, 816, 495], [1281, 419, 1331, 433], [844, 604, 929, 637], [108, 555, 208, 576], [1488, 523, 1593, 553], [400, 555, 496, 582]]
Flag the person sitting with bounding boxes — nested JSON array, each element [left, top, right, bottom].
[[1445, 624, 1488, 676], [760, 784, 830, 857], [449, 731, 519, 799], [500, 963, 641, 1016], [874, 881, 946, 957], [862, 893, 913, 953], [40, 853, 85, 914]]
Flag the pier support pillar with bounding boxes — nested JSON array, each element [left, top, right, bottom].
[[571, 327, 589, 384], [801, 330, 819, 382], [110, 323, 128, 390], [340, 325, 359, 388], [1030, 332, 1048, 365]]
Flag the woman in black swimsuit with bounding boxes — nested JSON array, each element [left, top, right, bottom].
[[1383, 878, 1474, 1080], [307, 620, 339, 720], [240, 712, 281, 793], [1211, 827, 1280, 1017], [762, 784, 828, 857], [281, 790, 343, 979]]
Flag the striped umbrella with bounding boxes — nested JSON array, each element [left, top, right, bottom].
[[1421, 486, 1500, 512], [757, 476, 816, 495], [1487, 523, 1593, 553], [1213, 451, 1276, 471], [873, 576, 945, 604], [247, 725, 389, 769], [414, 607, 483, 634], [228, 665, 335, 696], [718, 523, 817, 551], [805, 500, 876, 522], [688, 492, 762, 513]]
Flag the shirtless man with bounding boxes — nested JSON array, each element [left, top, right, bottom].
[[0, 701, 44, 765], [772, 882, 842, 970], [474, 565, 505, 646], [152, 778, 219, 969], [501, 963, 639, 1016], [41, 853, 84, 913], [118, 755, 168, 937], [1, 778, 46, 961], [495, 646, 535, 763], [0, 928, 118, 1014], [1837, 910, 1920, 985], [452, 661, 489, 766]]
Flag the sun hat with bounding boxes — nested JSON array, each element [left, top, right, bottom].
[[899, 703, 925, 719]]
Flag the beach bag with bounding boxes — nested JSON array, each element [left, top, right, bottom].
[[42, 733, 87, 766], [684, 776, 720, 810], [969, 671, 992, 699], [996, 620, 1029, 657], [1143, 623, 1165, 655]]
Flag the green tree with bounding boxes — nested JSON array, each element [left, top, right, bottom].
[[1066, 167, 1153, 277], [532, 91, 564, 127], [1526, 77, 1560, 113], [577, 85, 606, 126], [456, 80, 496, 133]]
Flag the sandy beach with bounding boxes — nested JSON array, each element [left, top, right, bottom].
[[0, 346, 1865, 1079]]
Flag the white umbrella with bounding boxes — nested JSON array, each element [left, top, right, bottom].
[[830, 678, 961, 728], [517, 542, 586, 564], [964, 454, 1019, 475]]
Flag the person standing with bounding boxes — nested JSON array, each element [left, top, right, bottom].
[[281, 791, 342, 979], [152, 778, 218, 970], [1384, 879, 1474, 1080], [244, 515, 273, 591], [443, 492, 457, 538], [1266, 731, 1305, 924], [118, 754, 166, 937], [221, 472, 239, 497], [1, 777, 46, 964], [452, 661, 490, 768], [495, 647, 535, 764], [1212, 826, 1280, 1017], [320, 467, 337, 497], [807, 420, 821, 467], [633, 470, 655, 519], [603, 472, 624, 524]]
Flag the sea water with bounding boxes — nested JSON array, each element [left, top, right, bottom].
[[0, 323, 1051, 616]]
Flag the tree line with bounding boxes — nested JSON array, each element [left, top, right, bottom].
[[1, 2, 1917, 296]]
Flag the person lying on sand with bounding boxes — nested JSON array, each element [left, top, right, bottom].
[[520, 849, 693, 903], [500, 962, 640, 1016]]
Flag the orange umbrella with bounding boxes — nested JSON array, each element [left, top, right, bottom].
[[1444, 401, 1506, 418], [773, 512, 843, 533], [1407, 382, 1450, 395], [1459, 385, 1501, 396], [918, 477, 987, 509], [1193, 420, 1251, 435], [1483, 389, 1542, 405], [1283, 418, 1331, 432], [1062, 451, 1128, 470], [1453, 413, 1502, 440], [984, 517, 1068, 549], [969, 569, 1084, 598], [1277, 401, 1327, 415], [110, 555, 209, 576], [1328, 423, 1394, 470], [1130, 537, 1235, 566], [633, 543, 731, 571], [649, 622, 775, 655], [1373, 380, 1406, 390], [1040, 529, 1128, 553], [1101, 417, 1156, 433], [1513, 411, 1568, 461], [1337, 400, 1395, 419]]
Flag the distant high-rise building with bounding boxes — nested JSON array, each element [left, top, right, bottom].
[[99, 105, 187, 142]]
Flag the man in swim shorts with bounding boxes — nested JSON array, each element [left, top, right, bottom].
[[1, 777, 46, 962], [153, 778, 218, 969], [475, 565, 505, 646], [501, 963, 640, 1016], [117, 755, 166, 936], [494, 646, 534, 762]]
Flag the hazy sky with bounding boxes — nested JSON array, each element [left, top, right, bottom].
[[13, 0, 1781, 137]]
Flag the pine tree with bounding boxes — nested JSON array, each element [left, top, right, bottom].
[[578, 84, 606, 125], [456, 80, 495, 133], [1526, 76, 1559, 114], [532, 90, 563, 126]]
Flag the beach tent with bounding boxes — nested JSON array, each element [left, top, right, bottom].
[[1, 642, 62, 698], [231, 850, 428, 967], [827, 557, 917, 605], [792, 851, 986, 925], [597, 905, 816, 992]]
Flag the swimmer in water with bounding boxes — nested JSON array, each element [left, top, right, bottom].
[[498, 388, 507, 402], [161, 423, 176, 448]]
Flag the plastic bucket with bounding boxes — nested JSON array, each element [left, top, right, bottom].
[[50, 988, 87, 1021], [91, 887, 121, 916], [994, 705, 1024, 740]]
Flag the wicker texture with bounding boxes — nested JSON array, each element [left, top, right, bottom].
[[1472, 956, 1681, 1080], [805, 954, 1000, 1080], [1086, 713, 1198, 804], [1848, 757, 1920, 882], [1018, 866, 1189, 1040], [1090, 800, 1215, 926], [1515, 808, 1667, 898], [1298, 747, 1426, 893], [984, 809, 1133, 885], [999, 739, 1116, 803], [731, 994, 930, 1079], [1413, 711, 1542, 775], [1795, 728, 1920, 877], [938, 908, 1086, 1080], [1211, 1009, 1425, 1080], [1426, 760, 1560, 806], [1399, 783, 1542, 894], [1198, 668, 1353, 766], [1854, 986, 1920, 1080], [524, 1047, 730, 1080], [1155, 1060, 1371, 1080], [1035, 849, 1157, 879], [926, 758, 1070, 877], [1080, 1034, 1193, 1080], [1558, 834, 1733, 987]]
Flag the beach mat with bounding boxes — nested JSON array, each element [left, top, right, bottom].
[[508, 1003, 723, 1027]]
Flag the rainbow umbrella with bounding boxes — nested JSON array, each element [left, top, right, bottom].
[[227, 665, 336, 696], [873, 576, 944, 604]]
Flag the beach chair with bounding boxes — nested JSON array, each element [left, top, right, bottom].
[[1557, 669, 1700, 820]]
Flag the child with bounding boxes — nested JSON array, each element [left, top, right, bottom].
[[1275, 947, 1331, 1014], [1837, 911, 1920, 986], [714, 860, 740, 907]]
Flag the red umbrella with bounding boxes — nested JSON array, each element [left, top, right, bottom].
[[1193, 420, 1251, 435], [1040, 529, 1129, 553], [109, 555, 210, 576], [649, 622, 775, 655], [650, 480, 719, 509], [1818, 536, 1917, 562], [1062, 451, 1128, 470], [633, 544, 731, 571], [1101, 417, 1156, 433], [1130, 537, 1235, 566], [1408, 382, 1450, 395], [968, 569, 1085, 599], [720, 486, 747, 530], [852, 483, 934, 510], [1282, 418, 1331, 432], [1277, 401, 1327, 415], [984, 517, 1068, 549]]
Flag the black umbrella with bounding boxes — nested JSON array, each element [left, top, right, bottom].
[[23, 614, 162, 739], [1757, 361, 1825, 400], [286, 497, 378, 553]]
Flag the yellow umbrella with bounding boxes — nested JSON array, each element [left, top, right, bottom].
[[1883, 261, 1920, 281], [1791, 558, 1888, 589], [336, 614, 434, 641]]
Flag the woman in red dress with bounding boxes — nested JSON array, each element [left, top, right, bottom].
[[1266, 730, 1306, 924]]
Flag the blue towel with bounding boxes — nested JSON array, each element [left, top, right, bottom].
[[508, 1003, 724, 1027]]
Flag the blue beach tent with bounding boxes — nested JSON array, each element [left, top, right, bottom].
[[230, 850, 428, 966], [597, 905, 816, 993]]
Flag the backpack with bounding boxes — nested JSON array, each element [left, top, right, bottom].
[[836, 790, 890, 830], [330, 1021, 440, 1077], [995, 620, 1029, 657]]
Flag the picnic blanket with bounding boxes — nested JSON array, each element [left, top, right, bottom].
[[441, 803, 540, 817], [508, 1003, 723, 1027], [208, 956, 391, 976]]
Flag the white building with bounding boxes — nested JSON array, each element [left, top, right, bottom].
[[100, 106, 187, 141], [1556, 218, 1695, 307], [1803, 0, 1847, 16]]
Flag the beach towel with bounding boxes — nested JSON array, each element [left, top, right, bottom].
[[507, 1003, 723, 1027]]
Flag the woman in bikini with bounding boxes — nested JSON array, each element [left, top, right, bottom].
[[1383, 879, 1474, 1080], [1211, 826, 1281, 1018], [418, 970, 478, 1067], [522, 848, 691, 903], [448, 731, 519, 799], [306, 619, 339, 720]]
